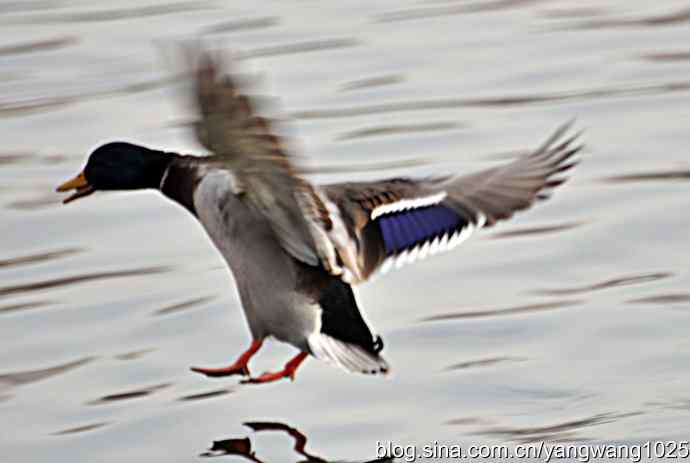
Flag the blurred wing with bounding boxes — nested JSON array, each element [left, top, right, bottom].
[[316, 122, 582, 283], [191, 48, 291, 173], [188, 48, 321, 266]]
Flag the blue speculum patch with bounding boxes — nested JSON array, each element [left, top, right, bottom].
[[377, 205, 467, 255]]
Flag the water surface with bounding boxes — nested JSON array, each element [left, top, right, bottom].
[[2, 0, 690, 461]]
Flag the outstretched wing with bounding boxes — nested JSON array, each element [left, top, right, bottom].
[[188, 48, 322, 266], [190, 48, 291, 173], [314, 122, 582, 283]]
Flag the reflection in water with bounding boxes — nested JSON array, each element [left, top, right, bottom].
[[422, 300, 582, 322], [0, 357, 93, 387], [203, 437, 257, 462], [88, 383, 171, 405], [0, 266, 169, 298], [202, 422, 392, 462], [481, 412, 641, 443], [244, 422, 325, 462], [533, 272, 671, 296], [2, 0, 690, 459]]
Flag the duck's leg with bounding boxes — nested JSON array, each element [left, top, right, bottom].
[[241, 351, 308, 384], [190, 339, 263, 377]]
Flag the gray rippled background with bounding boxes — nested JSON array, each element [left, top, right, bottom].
[[1, 0, 690, 461]]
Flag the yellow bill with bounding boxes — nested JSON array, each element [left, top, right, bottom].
[[56, 171, 95, 204]]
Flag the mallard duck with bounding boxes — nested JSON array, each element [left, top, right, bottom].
[[57, 52, 581, 384]]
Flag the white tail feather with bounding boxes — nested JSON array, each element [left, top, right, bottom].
[[308, 333, 389, 375]]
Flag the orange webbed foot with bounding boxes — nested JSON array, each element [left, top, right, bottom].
[[190, 364, 250, 378], [190, 339, 263, 378], [241, 352, 308, 385]]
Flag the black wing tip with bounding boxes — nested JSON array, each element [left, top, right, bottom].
[[530, 121, 584, 202], [534, 119, 584, 159], [361, 360, 390, 376], [540, 122, 584, 175]]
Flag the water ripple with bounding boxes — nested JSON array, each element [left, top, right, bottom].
[[236, 38, 359, 60], [291, 81, 690, 120], [0, 356, 93, 387], [488, 221, 587, 240], [340, 75, 405, 92], [445, 417, 487, 426], [0, 75, 179, 118], [177, 388, 232, 402], [641, 51, 690, 62], [154, 295, 215, 316], [53, 422, 109, 436], [0, 248, 81, 269], [561, 6, 690, 30], [445, 356, 526, 371], [377, 0, 548, 23], [202, 17, 279, 35], [0, 300, 52, 314], [0, 152, 69, 166], [88, 383, 171, 405], [114, 348, 156, 361], [603, 170, 690, 184], [3, 2, 214, 24], [479, 412, 642, 443], [422, 300, 582, 322], [540, 7, 610, 19], [0, 152, 31, 165], [336, 122, 460, 141], [298, 157, 431, 175], [0, 1, 63, 15], [533, 272, 672, 296], [0, 36, 76, 56], [627, 293, 690, 305], [0, 266, 169, 298]]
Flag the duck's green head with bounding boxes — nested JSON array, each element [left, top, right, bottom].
[[57, 142, 172, 204]]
